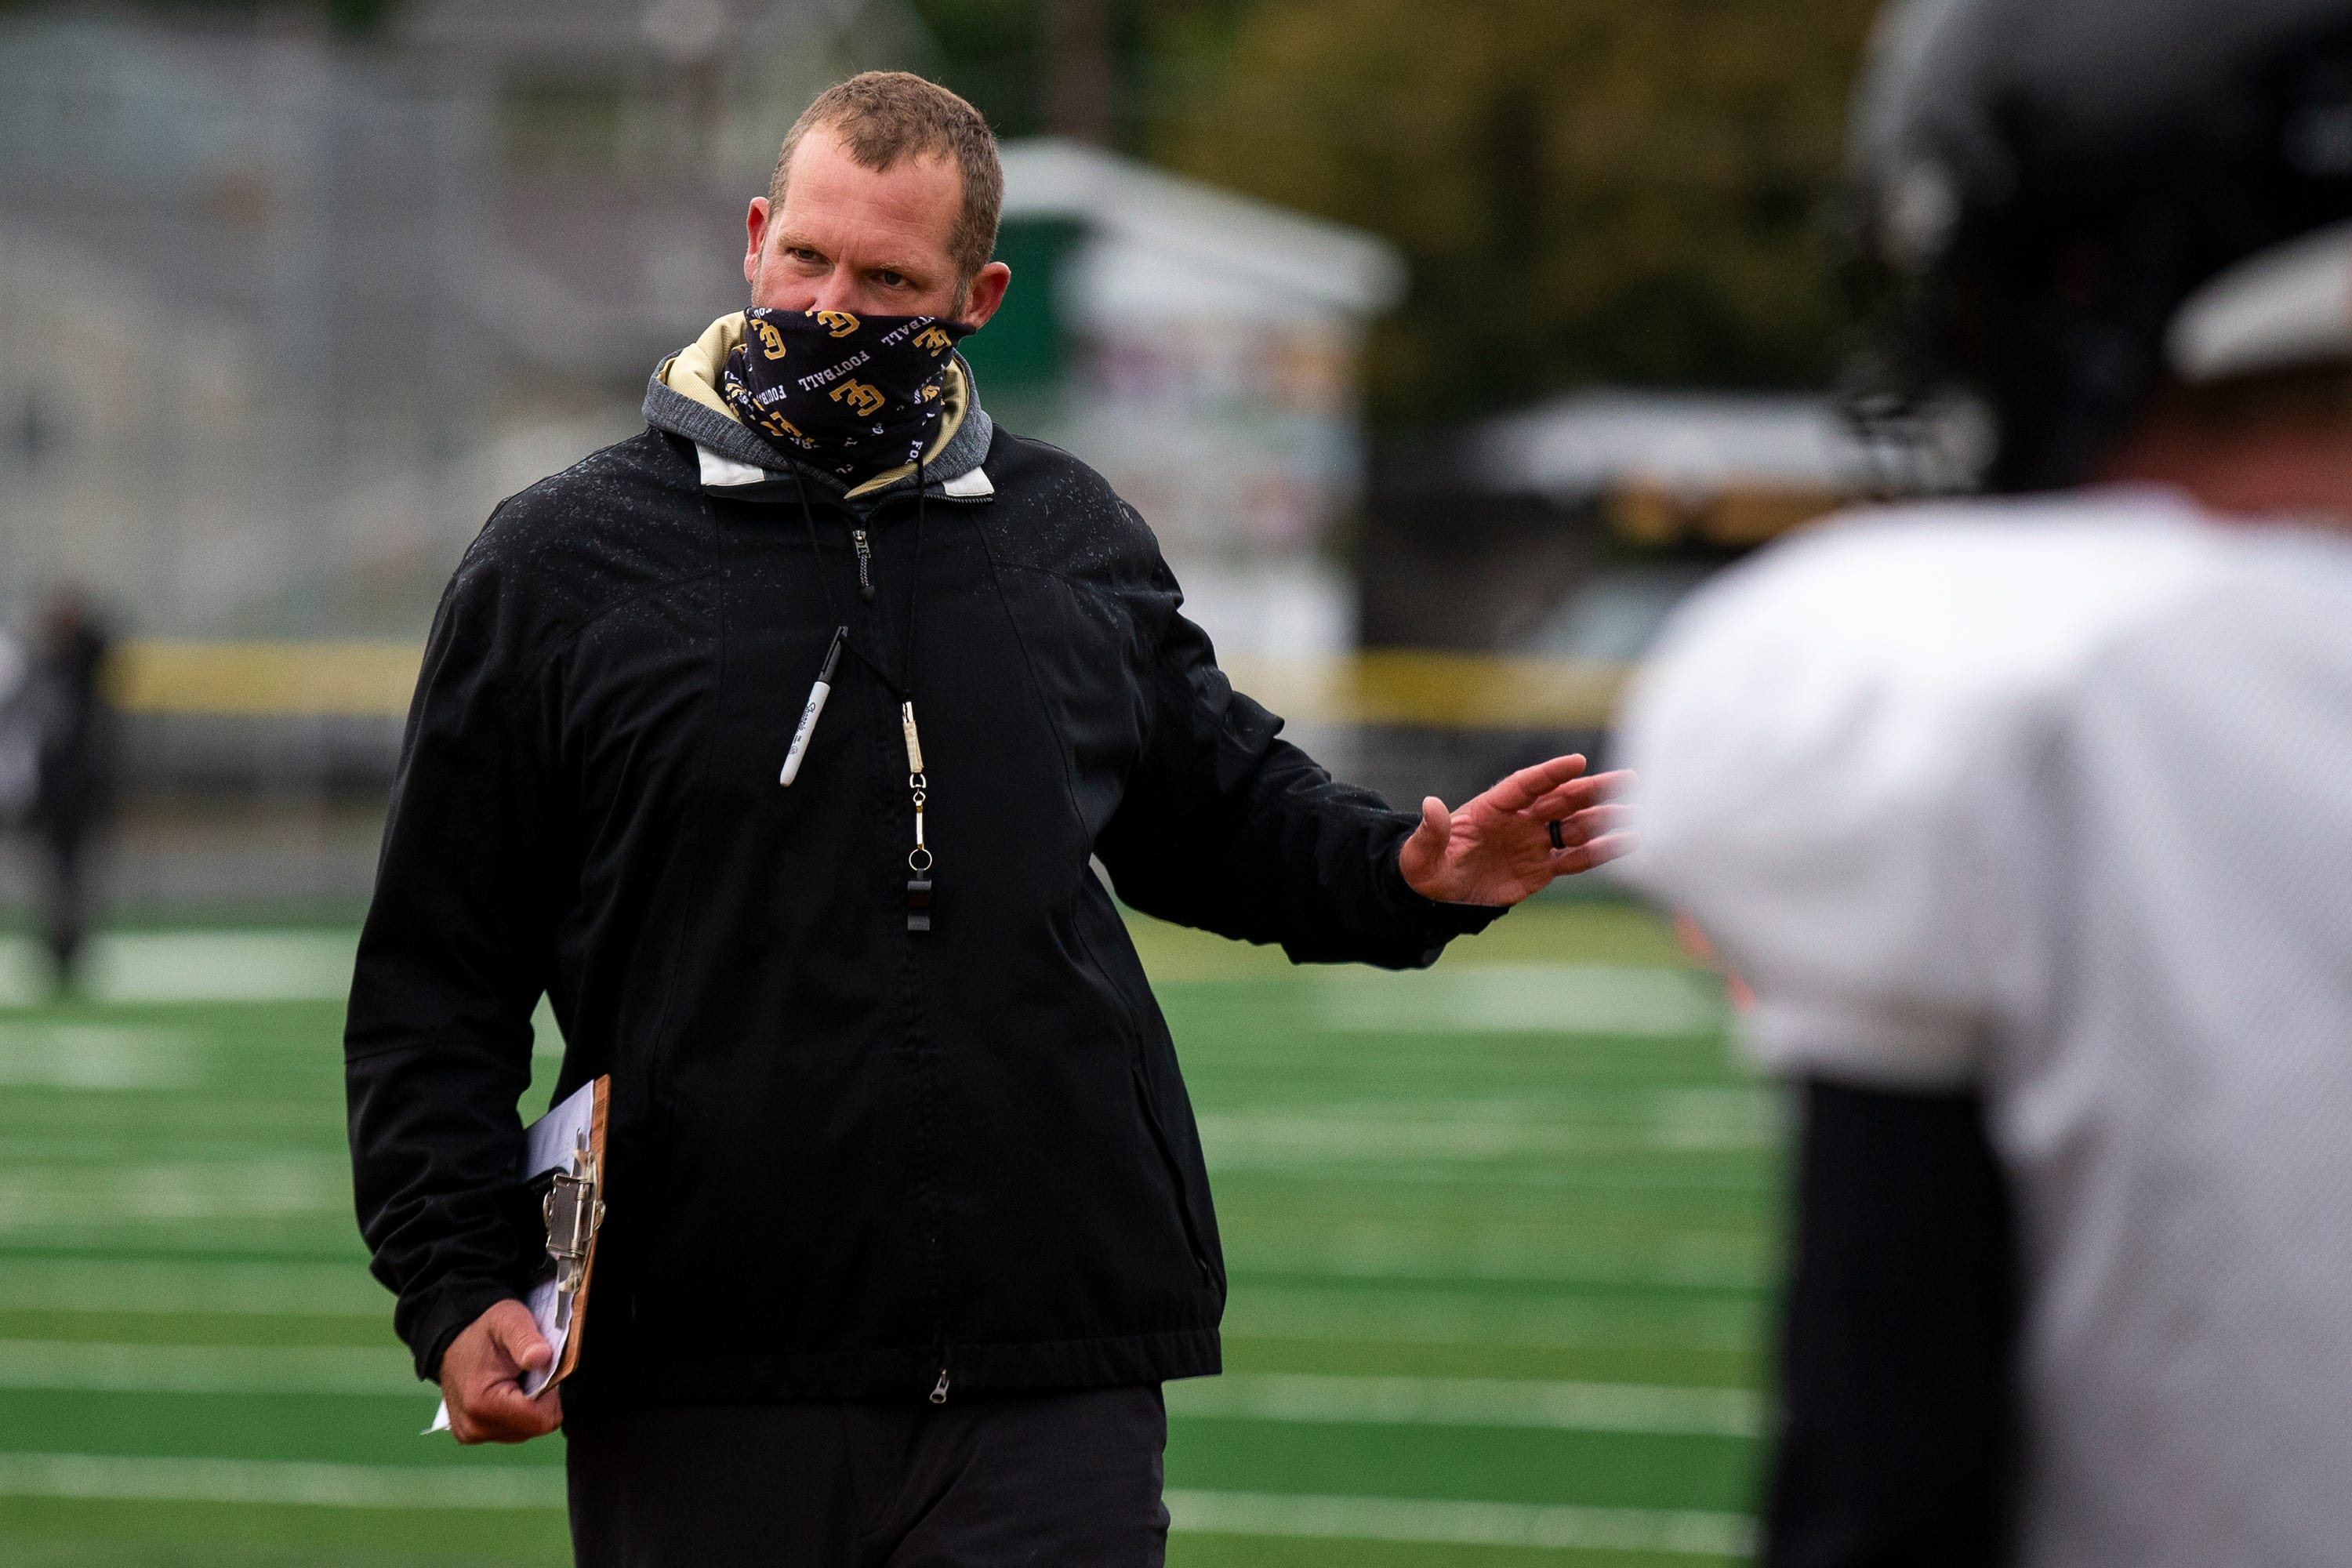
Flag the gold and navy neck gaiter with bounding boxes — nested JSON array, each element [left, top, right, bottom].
[[719, 305, 971, 479]]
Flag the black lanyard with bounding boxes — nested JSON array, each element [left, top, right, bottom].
[[790, 463, 935, 932]]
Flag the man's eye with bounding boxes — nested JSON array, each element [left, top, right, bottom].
[[788, 248, 824, 264], [877, 271, 907, 288]]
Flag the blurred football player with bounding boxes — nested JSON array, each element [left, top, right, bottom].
[[1619, 1, 2352, 1562]]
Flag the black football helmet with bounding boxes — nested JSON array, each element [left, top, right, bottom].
[[1842, 0, 2352, 491]]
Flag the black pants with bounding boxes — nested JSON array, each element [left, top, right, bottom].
[[38, 816, 90, 985], [565, 1385, 1169, 1567]]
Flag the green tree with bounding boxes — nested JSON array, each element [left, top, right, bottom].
[[1147, 0, 1882, 426], [908, 0, 1052, 136]]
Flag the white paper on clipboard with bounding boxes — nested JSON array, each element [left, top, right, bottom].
[[428, 1076, 599, 1434]]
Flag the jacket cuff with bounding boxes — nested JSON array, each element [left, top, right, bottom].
[[1375, 833, 1508, 959], [406, 1277, 527, 1384]]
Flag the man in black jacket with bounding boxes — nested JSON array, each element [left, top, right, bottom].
[[347, 71, 1628, 1566]]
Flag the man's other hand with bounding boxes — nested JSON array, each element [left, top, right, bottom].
[[1399, 754, 1632, 906], [439, 1299, 563, 1444]]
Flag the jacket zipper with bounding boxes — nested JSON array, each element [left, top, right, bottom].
[[856, 496, 946, 1402], [851, 527, 876, 601], [852, 502, 947, 1405]]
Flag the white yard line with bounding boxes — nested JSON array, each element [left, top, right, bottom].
[[0, 1261, 1758, 1332], [0, 1454, 1752, 1556], [0, 1258, 387, 1316], [0, 942, 1724, 1039], [1168, 1372, 1759, 1437], [1225, 1246, 1768, 1293], [0, 1159, 350, 1229], [0, 932, 363, 1007], [0, 1452, 561, 1510], [0, 1340, 417, 1396], [1316, 965, 1727, 1036], [0, 952, 1717, 1029], [1167, 1489, 1752, 1556], [0, 1024, 202, 1089], [0, 1345, 1758, 1440], [1196, 1087, 1783, 1167], [1224, 1285, 1759, 1350]]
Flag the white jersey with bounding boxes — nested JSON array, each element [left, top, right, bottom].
[[1617, 487, 2352, 1566]]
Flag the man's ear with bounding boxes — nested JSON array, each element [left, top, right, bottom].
[[744, 198, 771, 289], [959, 262, 1013, 331]]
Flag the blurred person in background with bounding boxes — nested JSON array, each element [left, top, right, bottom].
[[1619, 0, 2352, 1563], [346, 70, 1628, 1566], [21, 585, 114, 992]]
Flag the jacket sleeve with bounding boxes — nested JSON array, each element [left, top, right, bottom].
[[344, 544, 568, 1381], [1095, 564, 1502, 968]]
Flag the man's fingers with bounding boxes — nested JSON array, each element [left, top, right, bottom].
[[1520, 769, 1635, 824], [1410, 795, 1452, 854], [1544, 803, 1634, 848], [486, 1300, 553, 1374], [453, 1381, 563, 1445], [1483, 754, 1588, 813], [1396, 797, 1456, 901], [452, 1312, 561, 1445], [437, 1299, 563, 1446], [1553, 830, 1634, 874], [502, 1325, 552, 1376]]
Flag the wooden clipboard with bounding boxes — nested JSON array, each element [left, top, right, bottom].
[[426, 1073, 608, 1432], [524, 1073, 608, 1391]]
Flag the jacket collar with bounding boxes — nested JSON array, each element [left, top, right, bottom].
[[691, 442, 996, 499]]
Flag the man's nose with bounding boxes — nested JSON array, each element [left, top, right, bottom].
[[807, 272, 865, 314]]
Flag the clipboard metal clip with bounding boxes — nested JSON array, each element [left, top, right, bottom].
[[543, 1127, 605, 1298]]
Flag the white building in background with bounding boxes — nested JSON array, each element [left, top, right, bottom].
[[0, 13, 1399, 657], [1446, 389, 1941, 666], [987, 141, 1405, 659], [1476, 390, 1894, 504]]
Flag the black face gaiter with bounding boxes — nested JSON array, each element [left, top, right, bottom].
[[719, 306, 971, 480]]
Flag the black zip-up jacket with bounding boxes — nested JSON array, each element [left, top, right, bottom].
[[346, 355, 1499, 1408]]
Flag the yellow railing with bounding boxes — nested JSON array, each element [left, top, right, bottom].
[[1222, 651, 1631, 730], [106, 641, 1634, 729], [108, 641, 426, 719]]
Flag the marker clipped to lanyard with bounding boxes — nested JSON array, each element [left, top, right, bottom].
[[779, 626, 848, 786], [903, 702, 935, 931]]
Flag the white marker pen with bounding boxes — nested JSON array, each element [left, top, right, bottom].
[[779, 626, 848, 786]]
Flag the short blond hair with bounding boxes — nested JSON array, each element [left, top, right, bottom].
[[769, 71, 1004, 283]]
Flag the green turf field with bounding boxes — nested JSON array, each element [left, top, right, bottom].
[[0, 899, 1778, 1566]]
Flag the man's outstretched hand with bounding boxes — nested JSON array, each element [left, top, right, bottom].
[[1399, 754, 1633, 906], [439, 1298, 563, 1444]]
